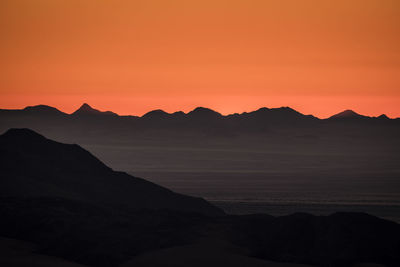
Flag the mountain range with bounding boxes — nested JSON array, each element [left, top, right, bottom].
[[4, 103, 397, 119], [1, 103, 398, 142], [1, 103, 399, 219]]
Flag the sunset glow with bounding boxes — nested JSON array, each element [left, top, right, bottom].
[[1, 0, 399, 117]]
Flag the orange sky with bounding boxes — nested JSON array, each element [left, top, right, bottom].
[[1, 0, 399, 118]]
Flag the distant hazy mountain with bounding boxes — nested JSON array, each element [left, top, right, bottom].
[[0, 104, 397, 140], [1, 103, 396, 123], [0, 128, 223, 216]]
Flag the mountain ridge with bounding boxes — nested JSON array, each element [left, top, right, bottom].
[[1, 103, 398, 142], [1, 103, 397, 119], [72, 103, 117, 116], [0, 128, 223, 216]]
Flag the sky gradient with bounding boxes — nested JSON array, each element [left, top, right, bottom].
[[1, 0, 399, 118]]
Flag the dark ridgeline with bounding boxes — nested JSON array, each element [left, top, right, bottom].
[[0, 103, 399, 133], [71, 103, 118, 117], [51, 102, 396, 143], [329, 109, 367, 119], [0, 128, 399, 267], [0, 128, 222, 216], [0, 103, 397, 137]]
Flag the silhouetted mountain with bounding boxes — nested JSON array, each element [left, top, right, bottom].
[[0, 128, 223, 216], [72, 103, 117, 116], [329, 109, 367, 119], [0, 197, 399, 267], [1, 103, 399, 159], [187, 107, 222, 120], [142, 109, 170, 119], [0, 105, 66, 120], [377, 114, 390, 120], [1, 104, 398, 136], [227, 212, 400, 267], [1, 103, 398, 121], [0, 128, 399, 267], [239, 107, 318, 125], [23, 105, 66, 116]]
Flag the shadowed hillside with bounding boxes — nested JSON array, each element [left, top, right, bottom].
[[0, 129, 399, 267], [0, 128, 223, 216]]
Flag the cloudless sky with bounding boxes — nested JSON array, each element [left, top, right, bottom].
[[1, 0, 399, 117]]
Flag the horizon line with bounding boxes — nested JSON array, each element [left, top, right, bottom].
[[1, 103, 397, 120]]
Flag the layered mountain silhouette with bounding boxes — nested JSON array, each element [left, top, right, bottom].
[[0, 128, 399, 267], [0, 128, 223, 216], [0, 103, 395, 124], [1, 103, 397, 142]]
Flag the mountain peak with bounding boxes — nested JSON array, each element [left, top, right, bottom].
[[0, 128, 223, 216], [142, 109, 169, 118], [245, 106, 309, 122], [1, 128, 47, 143], [80, 103, 92, 109], [330, 109, 364, 119], [74, 103, 97, 114], [172, 111, 185, 116], [188, 107, 221, 117], [255, 107, 270, 112], [251, 106, 301, 115], [72, 103, 117, 116], [377, 114, 389, 120], [23, 105, 64, 115]]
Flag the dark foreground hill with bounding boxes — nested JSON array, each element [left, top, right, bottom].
[[0, 128, 223, 216], [1, 197, 399, 267], [0, 129, 399, 267]]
